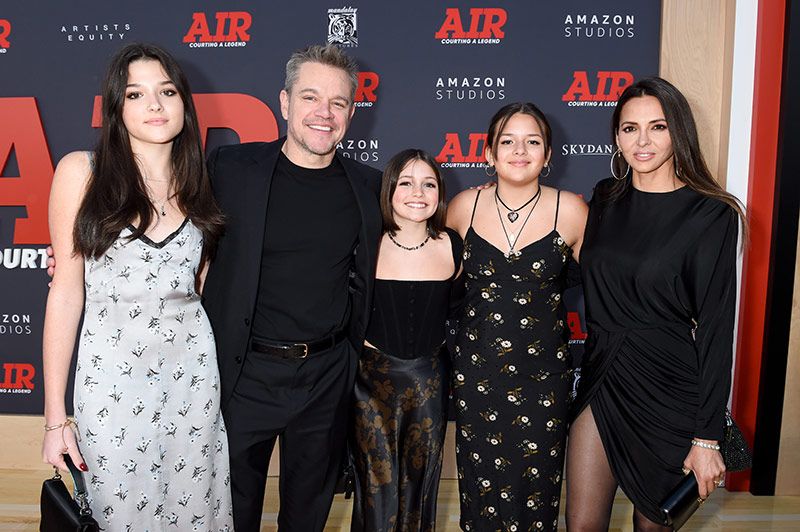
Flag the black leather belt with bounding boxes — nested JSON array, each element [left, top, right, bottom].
[[250, 329, 347, 359]]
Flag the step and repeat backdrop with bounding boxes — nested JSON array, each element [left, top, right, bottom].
[[0, 1, 661, 414]]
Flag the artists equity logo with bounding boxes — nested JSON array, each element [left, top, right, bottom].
[[60, 22, 131, 43], [435, 75, 506, 101], [183, 12, 251, 48], [562, 71, 633, 107], [563, 13, 635, 38], [328, 7, 358, 47], [436, 132, 488, 168], [435, 8, 506, 45], [355, 72, 379, 108], [0, 363, 34, 393], [0, 19, 10, 53]]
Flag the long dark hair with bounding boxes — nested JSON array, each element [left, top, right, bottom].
[[485, 102, 552, 163], [605, 77, 746, 236], [74, 43, 224, 281], [380, 149, 447, 239]]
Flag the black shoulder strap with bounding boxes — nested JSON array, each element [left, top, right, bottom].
[[554, 189, 561, 230], [469, 190, 481, 228]]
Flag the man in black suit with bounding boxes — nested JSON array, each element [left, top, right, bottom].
[[201, 44, 381, 531]]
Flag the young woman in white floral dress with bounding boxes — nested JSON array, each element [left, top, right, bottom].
[[447, 103, 587, 532], [42, 43, 233, 531]]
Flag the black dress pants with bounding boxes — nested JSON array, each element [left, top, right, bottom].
[[223, 339, 357, 532]]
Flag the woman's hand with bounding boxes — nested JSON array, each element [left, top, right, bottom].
[[42, 421, 87, 473], [683, 439, 725, 499]]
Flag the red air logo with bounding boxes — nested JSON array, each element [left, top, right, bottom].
[[355, 72, 379, 108], [0, 19, 11, 51], [436, 8, 506, 45], [562, 71, 633, 107], [567, 312, 588, 342], [436, 133, 488, 168], [0, 363, 34, 393], [183, 12, 251, 48]]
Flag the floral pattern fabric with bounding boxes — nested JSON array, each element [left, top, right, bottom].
[[453, 225, 572, 532], [74, 220, 233, 531]]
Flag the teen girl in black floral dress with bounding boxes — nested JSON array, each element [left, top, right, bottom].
[[446, 103, 587, 532]]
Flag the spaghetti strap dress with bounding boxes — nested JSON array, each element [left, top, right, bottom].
[[572, 179, 738, 523], [453, 190, 573, 532]]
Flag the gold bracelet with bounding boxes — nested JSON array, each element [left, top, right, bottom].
[[44, 418, 76, 432]]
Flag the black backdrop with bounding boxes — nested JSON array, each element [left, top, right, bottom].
[[0, 1, 661, 414]]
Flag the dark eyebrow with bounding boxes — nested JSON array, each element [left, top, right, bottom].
[[125, 80, 175, 88]]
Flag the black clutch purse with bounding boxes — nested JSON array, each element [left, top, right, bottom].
[[659, 473, 703, 530], [40, 454, 99, 532]]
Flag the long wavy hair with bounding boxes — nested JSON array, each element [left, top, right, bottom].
[[604, 77, 747, 238], [73, 43, 224, 284]]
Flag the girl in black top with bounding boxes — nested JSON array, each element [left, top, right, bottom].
[[351, 149, 463, 531], [566, 77, 745, 531]]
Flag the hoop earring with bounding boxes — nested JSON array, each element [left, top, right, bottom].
[[484, 164, 497, 177], [610, 148, 630, 181], [540, 163, 551, 178]]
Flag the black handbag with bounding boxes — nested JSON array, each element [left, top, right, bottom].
[[659, 410, 753, 529], [720, 410, 752, 472], [660, 473, 703, 530], [40, 454, 99, 532]]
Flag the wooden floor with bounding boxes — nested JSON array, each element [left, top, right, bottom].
[[3, 469, 799, 531]]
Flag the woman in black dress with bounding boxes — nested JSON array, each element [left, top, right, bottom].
[[566, 77, 745, 531], [447, 103, 588, 531], [351, 149, 463, 531]]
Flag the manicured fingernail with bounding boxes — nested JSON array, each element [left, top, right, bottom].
[[79, 463, 88, 471]]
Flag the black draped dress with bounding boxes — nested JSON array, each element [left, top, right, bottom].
[[573, 179, 738, 523], [351, 228, 463, 532]]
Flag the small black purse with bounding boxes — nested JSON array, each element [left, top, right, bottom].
[[40, 454, 99, 532], [659, 411, 752, 530]]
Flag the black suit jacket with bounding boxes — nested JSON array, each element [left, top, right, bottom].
[[202, 138, 382, 407]]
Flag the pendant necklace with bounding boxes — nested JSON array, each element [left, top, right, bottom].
[[388, 232, 430, 251], [495, 189, 542, 258], [495, 186, 541, 223]]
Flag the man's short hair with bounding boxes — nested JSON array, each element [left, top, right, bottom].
[[284, 44, 359, 102]]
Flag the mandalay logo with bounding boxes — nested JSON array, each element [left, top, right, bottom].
[[436, 132, 488, 168], [0, 19, 10, 53], [563, 13, 635, 39], [435, 75, 506, 101], [0, 363, 35, 393], [328, 6, 358, 47], [355, 72, 379, 108], [562, 71, 633, 107], [435, 8, 506, 45], [60, 21, 131, 44], [183, 12, 251, 48]]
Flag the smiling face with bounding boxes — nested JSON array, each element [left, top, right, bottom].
[[485, 112, 550, 186], [391, 159, 440, 227], [121, 59, 184, 151], [615, 95, 675, 179], [279, 61, 355, 168]]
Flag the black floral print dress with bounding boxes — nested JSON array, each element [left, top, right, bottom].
[[453, 191, 572, 532]]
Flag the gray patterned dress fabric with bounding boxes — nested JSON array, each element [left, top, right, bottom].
[[74, 220, 233, 531]]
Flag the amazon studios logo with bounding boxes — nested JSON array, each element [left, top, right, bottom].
[[337, 138, 379, 163], [0, 19, 10, 53], [435, 75, 506, 101], [183, 12, 251, 48], [563, 13, 635, 38], [60, 21, 131, 43], [436, 8, 506, 45]]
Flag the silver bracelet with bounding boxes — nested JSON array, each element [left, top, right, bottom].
[[691, 439, 721, 451]]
